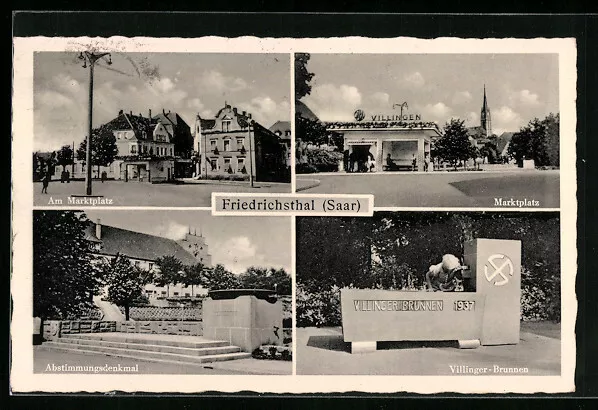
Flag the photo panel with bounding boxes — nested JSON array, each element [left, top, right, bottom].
[[32, 209, 292, 375], [296, 211, 562, 376], [33, 52, 292, 207], [295, 53, 561, 208]]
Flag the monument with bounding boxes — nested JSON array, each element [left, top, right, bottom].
[[202, 289, 284, 352], [340, 238, 522, 353]]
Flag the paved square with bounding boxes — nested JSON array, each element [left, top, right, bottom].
[[296, 170, 560, 208], [34, 180, 291, 207], [296, 323, 560, 376]]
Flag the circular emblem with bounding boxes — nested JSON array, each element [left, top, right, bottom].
[[484, 254, 514, 286], [354, 109, 365, 122]]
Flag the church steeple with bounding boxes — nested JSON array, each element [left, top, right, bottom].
[[480, 84, 492, 137]]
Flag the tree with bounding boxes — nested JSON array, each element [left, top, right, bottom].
[[238, 267, 291, 295], [33, 211, 105, 322], [153, 255, 184, 297], [103, 254, 148, 320], [295, 115, 329, 147], [77, 126, 118, 177], [182, 262, 206, 297], [202, 264, 241, 290], [295, 53, 314, 100], [480, 142, 498, 164], [434, 119, 477, 170], [508, 113, 559, 168], [56, 145, 74, 172]]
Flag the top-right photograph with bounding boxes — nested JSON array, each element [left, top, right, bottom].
[[295, 53, 561, 208]]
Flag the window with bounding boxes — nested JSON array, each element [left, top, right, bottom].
[[210, 159, 217, 170], [173, 292, 179, 296], [236, 138, 244, 147], [224, 158, 231, 165], [222, 120, 231, 132], [161, 291, 167, 296], [148, 263, 154, 270], [130, 144, 137, 154], [224, 140, 231, 151], [210, 140, 217, 149], [185, 293, 190, 297], [285, 130, 291, 136], [170, 148, 173, 156], [237, 158, 245, 173], [134, 261, 140, 267]]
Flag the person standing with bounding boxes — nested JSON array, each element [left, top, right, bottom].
[[41, 172, 49, 194], [412, 154, 417, 171], [343, 149, 350, 172]]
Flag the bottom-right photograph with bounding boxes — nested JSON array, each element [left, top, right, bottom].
[[295, 211, 561, 376]]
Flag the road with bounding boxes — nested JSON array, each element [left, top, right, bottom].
[[296, 170, 560, 208], [34, 180, 291, 207], [296, 323, 561, 376]]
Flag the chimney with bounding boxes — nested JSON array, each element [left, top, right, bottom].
[[118, 109, 123, 115], [248, 113, 252, 119], [96, 219, 102, 240], [233, 107, 238, 115], [129, 110, 133, 116], [163, 108, 166, 115], [148, 109, 152, 118], [242, 110, 246, 116]]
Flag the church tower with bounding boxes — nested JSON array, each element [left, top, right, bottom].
[[480, 84, 492, 137], [176, 227, 212, 267]]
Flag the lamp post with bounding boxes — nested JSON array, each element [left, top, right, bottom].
[[247, 123, 254, 187], [78, 51, 112, 196]]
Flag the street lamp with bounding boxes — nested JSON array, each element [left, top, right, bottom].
[[247, 122, 254, 188], [79, 51, 112, 196]]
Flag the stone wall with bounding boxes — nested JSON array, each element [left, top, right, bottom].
[[116, 321, 202, 336], [42, 320, 203, 340]]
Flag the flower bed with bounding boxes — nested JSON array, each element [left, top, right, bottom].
[[252, 345, 292, 361]]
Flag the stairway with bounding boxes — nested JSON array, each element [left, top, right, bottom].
[[39, 332, 251, 365]]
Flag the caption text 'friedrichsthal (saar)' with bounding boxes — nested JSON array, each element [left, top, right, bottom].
[[212, 194, 373, 216]]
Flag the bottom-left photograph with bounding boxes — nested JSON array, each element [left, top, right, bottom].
[[32, 209, 292, 375]]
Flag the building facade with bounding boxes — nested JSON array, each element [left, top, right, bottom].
[[85, 220, 212, 302], [330, 122, 441, 172], [193, 104, 289, 182], [269, 120, 292, 167]]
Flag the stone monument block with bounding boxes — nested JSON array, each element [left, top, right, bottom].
[[203, 294, 283, 352]]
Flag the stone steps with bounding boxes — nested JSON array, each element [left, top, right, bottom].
[[41, 333, 251, 364]]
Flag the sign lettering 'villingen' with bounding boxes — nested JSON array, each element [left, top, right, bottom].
[[354, 102, 421, 122], [354, 299, 443, 312]]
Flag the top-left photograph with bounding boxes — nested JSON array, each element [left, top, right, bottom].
[[33, 52, 292, 207]]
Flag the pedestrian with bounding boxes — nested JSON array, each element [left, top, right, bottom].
[[343, 149, 350, 172], [412, 154, 417, 171], [101, 171, 107, 183], [424, 154, 430, 172], [368, 151, 376, 172], [41, 173, 49, 194], [348, 151, 356, 173]]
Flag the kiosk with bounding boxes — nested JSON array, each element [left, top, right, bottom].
[[341, 239, 521, 353]]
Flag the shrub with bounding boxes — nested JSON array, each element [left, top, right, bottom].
[[252, 345, 292, 361], [296, 163, 319, 174], [296, 284, 342, 327]]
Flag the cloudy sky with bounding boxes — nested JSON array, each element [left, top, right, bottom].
[[83, 210, 291, 275], [301, 54, 559, 135], [34, 52, 290, 152]]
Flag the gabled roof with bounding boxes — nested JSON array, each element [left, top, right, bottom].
[[104, 112, 159, 141], [496, 132, 515, 154], [269, 121, 291, 135], [296, 100, 319, 122], [86, 222, 198, 266]]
